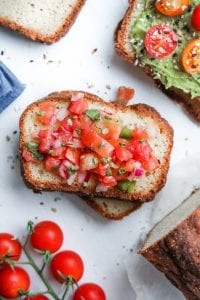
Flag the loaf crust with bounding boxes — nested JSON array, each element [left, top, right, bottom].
[[114, 0, 200, 122], [0, 0, 85, 43], [140, 208, 200, 300], [19, 90, 173, 203]]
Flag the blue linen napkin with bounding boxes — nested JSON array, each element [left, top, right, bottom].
[[0, 61, 25, 112]]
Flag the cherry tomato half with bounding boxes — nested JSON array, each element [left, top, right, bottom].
[[191, 4, 200, 31], [30, 221, 63, 253], [145, 25, 177, 58], [50, 250, 84, 283], [0, 233, 22, 261], [155, 0, 190, 17], [0, 266, 30, 298], [73, 283, 106, 300], [24, 295, 49, 300], [181, 39, 200, 75]]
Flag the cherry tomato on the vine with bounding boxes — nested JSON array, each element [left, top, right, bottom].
[[155, 0, 190, 16], [0, 266, 30, 298], [24, 295, 49, 300], [191, 4, 200, 31], [50, 250, 84, 283], [145, 25, 177, 59], [73, 283, 106, 300], [30, 220, 63, 253], [0, 233, 22, 261]]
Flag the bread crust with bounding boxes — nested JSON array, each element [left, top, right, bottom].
[[19, 90, 173, 202], [0, 0, 85, 43], [82, 196, 142, 220], [115, 0, 200, 122], [140, 207, 200, 300]]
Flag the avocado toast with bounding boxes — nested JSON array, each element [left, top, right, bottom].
[[115, 0, 200, 121]]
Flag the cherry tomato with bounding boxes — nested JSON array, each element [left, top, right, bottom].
[[69, 98, 89, 115], [0, 266, 30, 298], [116, 86, 135, 106], [144, 25, 177, 58], [36, 101, 55, 125], [24, 295, 49, 300], [0, 233, 22, 261], [50, 250, 84, 283], [181, 39, 200, 75], [155, 0, 190, 16], [73, 283, 106, 300], [191, 4, 200, 31], [30, 221, 63, 253]]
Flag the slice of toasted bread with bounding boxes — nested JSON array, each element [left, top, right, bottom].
[[82, 196, 141, 220], [139, 189, 200, 299], [0, 0, 85, 43], [115, 0, 200, 122], [48, 90, 141, 220], [19, 90, 173, 203]]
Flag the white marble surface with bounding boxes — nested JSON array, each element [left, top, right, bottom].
[[0, 0, 199, 299]]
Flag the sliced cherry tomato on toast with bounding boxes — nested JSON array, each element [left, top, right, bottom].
[[191, 4, 200, 31], [145, 25, 177, 58], [181, 39, 200, 75], [155, 0, 190, 16]]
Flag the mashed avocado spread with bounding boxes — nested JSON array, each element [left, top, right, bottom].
[[130, 0, 200, 98]]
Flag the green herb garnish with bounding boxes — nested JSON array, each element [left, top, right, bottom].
[[85, 109, 100, 121], [25, 142, 44, 161], [100, 157, 110, 164], [120, 126, 132, 139], [117, 179, 136, 192]]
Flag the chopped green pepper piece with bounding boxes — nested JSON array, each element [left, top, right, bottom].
[[120, 126, 132, 139], [25, 142, 44, 161], [85, 109, 100, 121], [117, 179, 136, 192]]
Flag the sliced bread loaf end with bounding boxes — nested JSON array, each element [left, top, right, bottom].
[[0, 0, 85, 43]]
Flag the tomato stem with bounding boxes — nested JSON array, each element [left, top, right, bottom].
[[22, 245, 60, 300]]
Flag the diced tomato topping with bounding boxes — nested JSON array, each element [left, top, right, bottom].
[[95, 163, 110, 176], [132, 128, 149, 141], [22, 148, 34, 162], [49, 147, 66, 159], [116, 86, 135, 106], [80, 153, 99, 171], [142, 155, 159, 172], [125, 159, 137, 172], [44, 157, 60, 172], [68, 98, 88, 115], [99, 176, 117, 187], [81, 129, 114, 157], [65, 148, 80, 165], [27, 94, 159, 189], [36, 101, 55, 125], [115, 145, 133, 162]]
